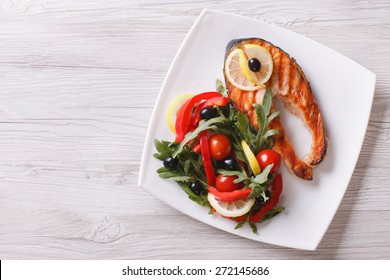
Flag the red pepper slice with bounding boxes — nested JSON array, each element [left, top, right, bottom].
[[229, 215, 247, 222], [190, 96, 229, 127], [191, 130, 208, 153], [248, 173, 283, 223], [207, 186, 252, 202], [189, 100, 207, 127], [192, 142, 201, 153], [175, 92, 222, 143], [175, 98, 192, 140], [200, 135, 215, 186]]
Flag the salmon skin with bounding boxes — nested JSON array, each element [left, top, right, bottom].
[[224, 38, 327, 180]]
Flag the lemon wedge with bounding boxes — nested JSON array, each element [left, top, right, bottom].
[[208, 193, 255, 218], [165, 93, 194, 133], [241, 140, 261, 175]]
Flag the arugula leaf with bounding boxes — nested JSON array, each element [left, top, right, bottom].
[[249, 222, 258, 234], [247, 186, 266, 200], [262, 88, 272, 116], [253, 89, 281, 152], [232, 142, 247, 164], [235, 112, 251, 143], [183, 159, 191, 175], [254, 104, 266, 139], [234, 221, 245, 230], [267, 111, 279, 123], [177, 181, 210, 207], [216, 79, 227, 97], [258, 207, 285, 224], [247, 166, 274, 200], [252, 164, 273, 184], [157, 167, 191, 182], [153, 139, 173, 160], [253, 105, 265, 150]]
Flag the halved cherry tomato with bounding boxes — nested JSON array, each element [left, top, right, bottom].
[[215, 174, 242, 192], [208, 186, 252, 202], [208, 134, 232, 160], [256, 149, 281, 173]]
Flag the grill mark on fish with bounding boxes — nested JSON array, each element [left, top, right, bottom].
[[269, 48, 280, 96], [282, 53, 291, 95]]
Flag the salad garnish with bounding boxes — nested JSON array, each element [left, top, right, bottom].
[[153, 80, 284, 233]]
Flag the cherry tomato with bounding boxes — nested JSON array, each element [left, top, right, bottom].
[[256, 149, 281, 173], [208, 134, 232, 160], [215, 174, 242, 192]]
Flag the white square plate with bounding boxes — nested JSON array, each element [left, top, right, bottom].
[[138, 9, 376, 250]]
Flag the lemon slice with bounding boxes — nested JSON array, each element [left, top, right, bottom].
[[165, 93, 194, 133], [225, 49, 264, 91], [208, 193, 255, 218], [242, 44, 273, 85], [241, 140, 261, 175]]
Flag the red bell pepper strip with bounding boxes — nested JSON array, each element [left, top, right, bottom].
[[248, 173, 283, 223], [200, 135, 215, 186], [229, 215, 247, 222], [190, 99, 207, 127], [192, 142, 201, 153], [175, 91, 222, 143], [190, 96, 229, 127], [175, 98, 192, 140], [191, 131, 208, 153], [207, 186, 252, 202]]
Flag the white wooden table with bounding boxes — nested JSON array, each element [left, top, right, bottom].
[[1, 0, 389, 259]]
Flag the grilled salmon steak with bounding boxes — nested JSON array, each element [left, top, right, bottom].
[[224, 38, 327, 180]]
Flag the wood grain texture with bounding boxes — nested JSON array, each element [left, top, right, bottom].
[[0, 0, 389, 259]]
